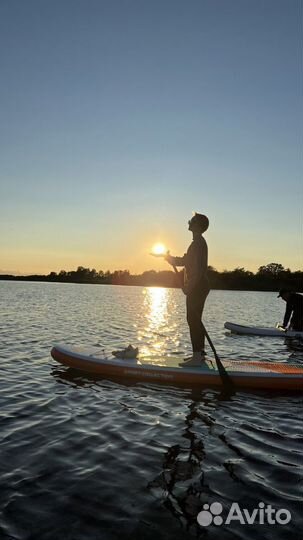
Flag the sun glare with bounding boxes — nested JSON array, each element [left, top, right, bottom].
[[152, 243, 167, 256]]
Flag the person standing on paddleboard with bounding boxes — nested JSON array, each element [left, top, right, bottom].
[[278, 289, 303, 331], [165, 213, 210, 367]]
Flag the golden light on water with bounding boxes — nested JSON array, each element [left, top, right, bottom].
[[148, 287, 167, 331], [151, 243, 167, 256], [138, 287, 169, 358]]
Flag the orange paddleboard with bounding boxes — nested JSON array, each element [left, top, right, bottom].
[[51, 344, 303, 392]]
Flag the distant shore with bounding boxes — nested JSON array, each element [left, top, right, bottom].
[[1, 264, 302, 292]]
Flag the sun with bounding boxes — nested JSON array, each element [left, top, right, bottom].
[[151, 243, 167, 256]]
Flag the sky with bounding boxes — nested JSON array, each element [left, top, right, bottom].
[[0, 0, 302, 275]]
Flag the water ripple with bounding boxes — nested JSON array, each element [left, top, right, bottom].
[[0, 282, 302, 539]]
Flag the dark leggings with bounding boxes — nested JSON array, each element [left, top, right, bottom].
[[186, 288, 209, 352]]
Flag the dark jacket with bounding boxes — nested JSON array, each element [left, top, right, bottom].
[[171, 236, 209, 294], [283, 293, 303, 330]]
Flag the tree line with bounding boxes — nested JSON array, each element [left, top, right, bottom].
[[1, 263, 302, 292]]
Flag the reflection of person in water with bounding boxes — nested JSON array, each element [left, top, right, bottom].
[[278, 289, 303, 331], [147, 398, 207, 527], [165, 213, 210, 367]]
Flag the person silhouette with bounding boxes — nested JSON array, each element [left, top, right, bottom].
[[165, 213, 210, 366], [278, 289, 303, 331]]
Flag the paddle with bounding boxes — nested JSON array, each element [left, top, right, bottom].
[[170, 264, 233, 386]]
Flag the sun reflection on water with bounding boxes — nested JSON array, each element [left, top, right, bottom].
[[138, 287, 169, 358], [137, 287, 181, 361]]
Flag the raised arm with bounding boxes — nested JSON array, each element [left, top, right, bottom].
[[165, 254, 186, 267], [283, 303, 292, 328]]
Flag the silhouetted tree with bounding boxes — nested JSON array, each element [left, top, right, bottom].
[[257, 263, 285, 276], [1, 262, 302, 291]]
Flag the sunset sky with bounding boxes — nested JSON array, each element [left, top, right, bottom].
[[0, 0, 302, 275]]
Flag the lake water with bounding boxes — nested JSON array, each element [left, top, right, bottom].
[[0, 281, 302, 540]]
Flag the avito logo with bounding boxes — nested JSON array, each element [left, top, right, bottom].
[[197, 501, 291, 527]]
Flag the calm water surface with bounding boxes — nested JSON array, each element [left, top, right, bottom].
[[0, 282, 302, 540]]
